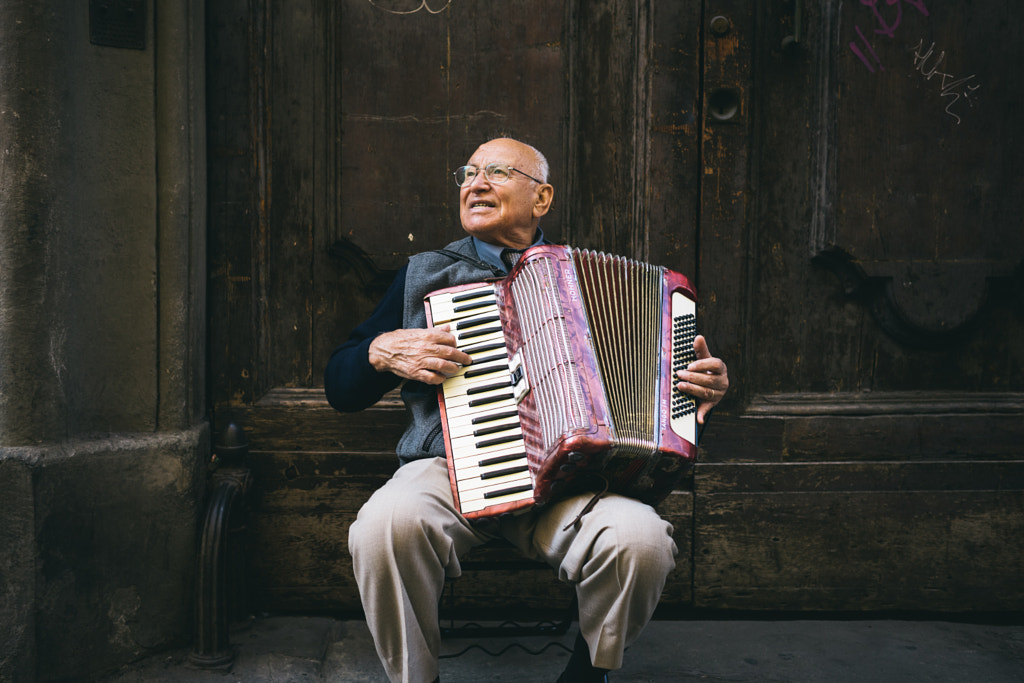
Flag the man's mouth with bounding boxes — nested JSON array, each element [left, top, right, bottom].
[[469, 201, 495, 209]]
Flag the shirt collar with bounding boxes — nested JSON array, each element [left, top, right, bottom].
[[472, 228, 546, 274]]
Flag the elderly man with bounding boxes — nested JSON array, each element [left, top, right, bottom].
[[324, 138, 729, 683]]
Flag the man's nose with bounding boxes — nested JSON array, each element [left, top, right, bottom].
[[466, 170, 492, 190]]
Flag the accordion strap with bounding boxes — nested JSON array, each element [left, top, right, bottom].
[[432, 248, 504, 278], [562, 475, 611, 532]]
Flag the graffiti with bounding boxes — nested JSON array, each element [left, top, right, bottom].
[[849, 0, 929, 72], [850, 24, 884, 73], [366, 0, 451, 14], [910, 39, 981, 124], [848, 2, 979, 124]]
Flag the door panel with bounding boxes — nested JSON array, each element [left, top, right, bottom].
[[694, 0, 1024, 610]]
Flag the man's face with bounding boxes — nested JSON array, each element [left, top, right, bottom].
[[459, 139, 552, 249]]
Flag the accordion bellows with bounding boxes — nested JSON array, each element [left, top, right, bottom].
[[425, 244, 698, 519]]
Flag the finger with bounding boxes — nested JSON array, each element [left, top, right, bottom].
[[696, 401, 713, 425], [429, 343, 473, 367], [426, 326, 460, 346], [684, 357, 726, 376], [676, 378, 720, 403], [692, 334, 711, 361], [415, 368, 449, 386], [426, 327, 475, 365], [676, 367, 728, 393]]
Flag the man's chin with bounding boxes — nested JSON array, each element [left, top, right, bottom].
[[461, 222, 503, 242]]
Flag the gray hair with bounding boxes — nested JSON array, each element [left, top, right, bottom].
[[523, 142, 550, 183]]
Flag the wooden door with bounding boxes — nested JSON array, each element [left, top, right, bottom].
[[206, 0, 1024, 614], [695, 0, 1024, 611], [206, 0, 699, 613]]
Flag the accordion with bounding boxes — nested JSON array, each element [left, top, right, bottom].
[[424, 244, 698, 519]]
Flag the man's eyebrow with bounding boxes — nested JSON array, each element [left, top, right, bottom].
[[467, 159, 513, 167]]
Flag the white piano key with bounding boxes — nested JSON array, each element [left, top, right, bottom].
[[447, 357, 508, 379], [458, 486, 535, 513], [442, 397, 519, 421], [449, 428, 523, 453], [457, 472, 533, 498], [454, 459, 529, 484], [460, 494, 533, 515], [453, 419, 521, 441], [428, 284, 494, 307], [443, 377, 514, 399], [452, 459, 529, 486], [444, 363, 511, 388], [444, 411, 520, 435], [429, 295, 498, 324], [442, 386, 516, 410], [454, 328, 505, 347], [448, 419, 523, 442], [448, 440, 525, 467]]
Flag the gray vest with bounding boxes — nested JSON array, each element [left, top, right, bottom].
[[396, 236, 502, 464]]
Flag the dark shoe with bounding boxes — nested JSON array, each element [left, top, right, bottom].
[[555, 631, 610, 682], [556, 673, 608, 683], [556, 675, 608, 683]]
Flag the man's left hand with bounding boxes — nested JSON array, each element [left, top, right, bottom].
[[674, 335, 729, 425]]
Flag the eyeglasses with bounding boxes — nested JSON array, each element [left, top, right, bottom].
[[453, 163, 544, 187]]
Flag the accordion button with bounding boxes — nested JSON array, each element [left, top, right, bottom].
[[560, 463, 578, 474]]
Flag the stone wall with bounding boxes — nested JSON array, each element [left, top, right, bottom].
[[0, 1, 208, 679]]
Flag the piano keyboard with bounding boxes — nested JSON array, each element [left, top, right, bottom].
[[427, 284, 535, 515]]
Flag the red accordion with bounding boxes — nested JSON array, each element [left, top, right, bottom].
[[424, 244, 698, 519]]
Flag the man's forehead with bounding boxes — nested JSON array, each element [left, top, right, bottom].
[[468, 139, 528, 165]]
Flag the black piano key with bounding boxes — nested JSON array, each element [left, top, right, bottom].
[[468, 352, 507, 365], [463, 365, 505, 379], [480, 465, 529, 480], [468, 392, 514, 407], [453, 298, 496, 313], [452, 289, 493, 303], [459, 324, 503, 340], [478, 451, 527, 467], [472, 409, 520, 426], [456, 314, 500, 330], [484, 483, 533, 499], [472, 421, 519, 437], [462, 340, 506, 355], [474, 433, 524, 449], [467, 380, 512, 396], [466, 360, 509, 382]]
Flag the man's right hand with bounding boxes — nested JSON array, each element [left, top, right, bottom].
[[368, 326, 473, 385]]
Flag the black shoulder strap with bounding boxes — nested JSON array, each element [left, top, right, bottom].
[[432, 248, 504, 277]]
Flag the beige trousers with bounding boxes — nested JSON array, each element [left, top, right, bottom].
[[348, 456, 677, 683]]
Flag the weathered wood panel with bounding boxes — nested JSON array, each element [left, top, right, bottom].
[[695, 409, 1024, 611], [694, 462, 1024, 611], [235, 393, 694, 613]]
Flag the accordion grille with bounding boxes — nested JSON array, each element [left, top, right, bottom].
[[573, 249, 662, 455], [510, 254, 589, 452]]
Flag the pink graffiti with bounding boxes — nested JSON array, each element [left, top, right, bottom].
[[860, 0, 929, 39], [850, 0, 930, 72]]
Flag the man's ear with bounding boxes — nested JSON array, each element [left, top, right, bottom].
[[533, 184, 554, 218]]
